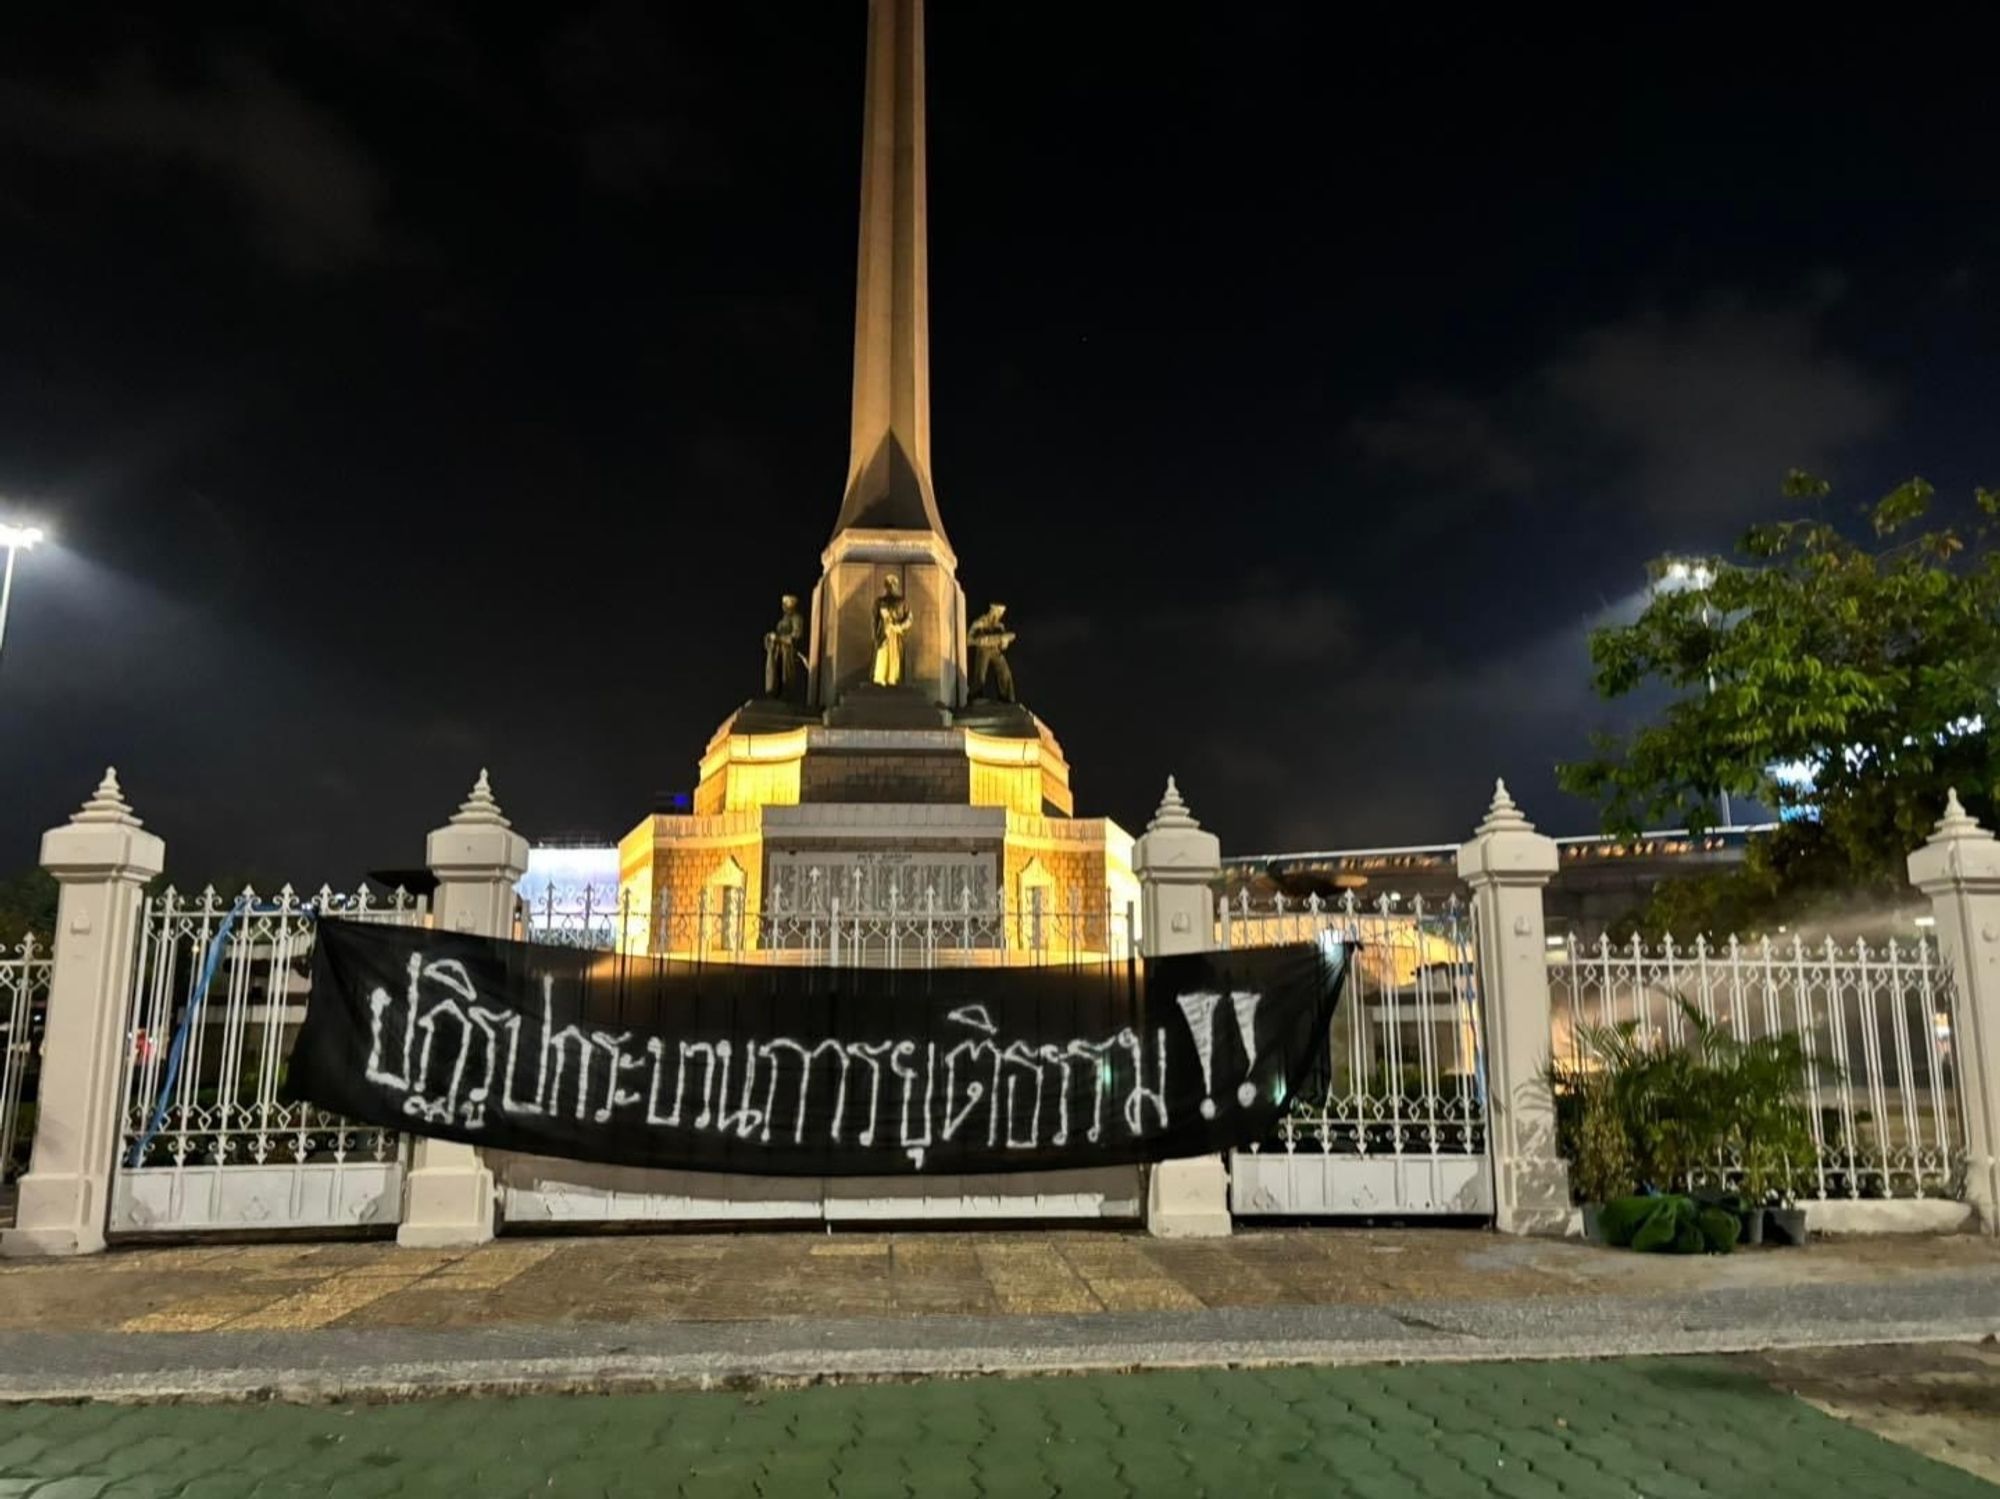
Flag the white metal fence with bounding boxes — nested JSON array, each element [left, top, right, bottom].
[[110, 885, 429, 1235], [508, 883, 1143, 1226], [521, 882, 1135, 966], [1218, 893, 1492, 1218], [1, 937, 51, 1202], [1548, 933, 1962, 1200]]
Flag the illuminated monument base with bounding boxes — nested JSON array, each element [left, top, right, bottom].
[[619, 705, 1137, 958]]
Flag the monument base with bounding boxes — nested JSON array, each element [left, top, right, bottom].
[[824, 683, 952, 729], [620, 800, 1138, 960], [722, 698, 820, 736], [952, 699, 1039, 738]]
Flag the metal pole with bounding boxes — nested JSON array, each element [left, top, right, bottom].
[[0, 544, 18, 663], [1704, 597, 1732, 828]]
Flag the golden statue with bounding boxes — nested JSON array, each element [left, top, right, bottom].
[[871, 574, 913, 686]]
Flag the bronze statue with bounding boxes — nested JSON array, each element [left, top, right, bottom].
[[763, 594, 806, 699], [871, 574, 913, 686], [968, 601, 1017, 702]]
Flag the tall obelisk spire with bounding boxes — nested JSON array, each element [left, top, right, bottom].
[[832, 0, 946, 542]]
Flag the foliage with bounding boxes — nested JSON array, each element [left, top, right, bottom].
[[1549, 999, 1822, 1206], [0, 868, 57, 950], [1560, 472, 2000, 936], [1725, 1026, 1821, 1203], [1560, 1076, 1637, 1203], [1596, 1193, 1740, 1254]]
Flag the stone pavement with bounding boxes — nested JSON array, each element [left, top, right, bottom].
[[1, 1354, 1996, 1497], [1, 1227, 1998, 1403], [1748, 1341, 2000, 1486], [5, 1225, 1996, 1336]]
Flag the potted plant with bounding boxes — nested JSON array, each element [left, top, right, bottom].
[[1549, 1018, 1683, 1241], [1550, 1000, 1824, 1251], [1715, 1025, 1821, 1245], [1559, 1069, 1636, 1242]]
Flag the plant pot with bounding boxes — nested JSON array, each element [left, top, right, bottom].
[[1738, 1206, 1766, 1246], [1580, 1204, 1608, 1245], [1764, 1206, 1808, 1246]]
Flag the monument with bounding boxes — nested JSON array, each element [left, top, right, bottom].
[[619, 0, 1135, 951]]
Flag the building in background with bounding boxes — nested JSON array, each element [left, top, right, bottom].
[[1225, 827, 1775, 942]]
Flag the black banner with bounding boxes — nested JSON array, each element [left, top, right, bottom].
[[285, 922, 1350, 1176]]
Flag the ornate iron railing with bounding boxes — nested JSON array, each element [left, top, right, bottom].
[[1218, 891, 1487, 1161], [520, 881, 1135, 967], [117, 885, 428, 1175], [1, 936, 51, 1192], [1547, 932, 1961, 1200]]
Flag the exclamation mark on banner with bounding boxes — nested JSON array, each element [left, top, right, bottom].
[[1229, 991, 1263, 1106], [1175, 991, 1224, 1118]]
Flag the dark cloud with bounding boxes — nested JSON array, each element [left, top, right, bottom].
[[1349, 392, 1539, 494], [0, 51, 389, 274], [1547, 297, 1893, 523], [1350, 294, 1894, 534]]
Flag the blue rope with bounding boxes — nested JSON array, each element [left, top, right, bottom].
[[126, 895, 314, 1169]]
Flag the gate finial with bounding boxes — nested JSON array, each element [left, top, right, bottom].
[[1148, 775, 1201, 833], [1475, 778, 1534, 836], [1927, 787, 1992, 844], [73, 767, 141, 827], [451, 768, 511, 828]]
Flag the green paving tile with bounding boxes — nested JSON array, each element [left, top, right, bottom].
[[0, 1357, 1993, 1497]]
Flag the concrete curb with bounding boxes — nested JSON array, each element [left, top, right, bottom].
[[3, 1273, 1997, 1405]]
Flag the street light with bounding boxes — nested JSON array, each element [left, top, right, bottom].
[[0, 521, 47, 666], [1653, 556, 1731, 828], [1660, 560, 1714, 592]]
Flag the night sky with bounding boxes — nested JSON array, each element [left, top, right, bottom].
[[1, 8, 1994, 887]]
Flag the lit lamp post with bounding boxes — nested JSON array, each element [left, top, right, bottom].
[[0, 520, 47, 668], [1654, 557, 1731, 828]]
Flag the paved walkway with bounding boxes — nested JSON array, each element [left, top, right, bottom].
[[5, 1226, 1995, 1336], [4, 1231, 2000, 1493], [1, 1353, 1995, 1496], [1, 1227, 1997, 1402]]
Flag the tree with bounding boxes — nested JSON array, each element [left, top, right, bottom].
[[1559, 472, 2000, 934], [0, 868, 58, 951]]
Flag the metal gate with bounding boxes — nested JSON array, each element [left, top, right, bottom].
[[1223, 893, 1493, 1218], [501, 889, 1144, 1225], [1, 937, 51, 1223], [110, 886, 426, 1236]]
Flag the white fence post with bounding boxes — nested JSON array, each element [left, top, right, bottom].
[[397, 769, 528, 1249], [1908, 790, 2000, 1233], [1135, 776, 1231, 1237], [1455, 781, 1571, 1235], [2, 770, 164, 1257]]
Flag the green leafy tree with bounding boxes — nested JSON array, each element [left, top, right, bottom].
[[1560, 472, 2000, 934]]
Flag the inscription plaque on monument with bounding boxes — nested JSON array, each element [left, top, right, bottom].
[[767, 850, 996, 912]]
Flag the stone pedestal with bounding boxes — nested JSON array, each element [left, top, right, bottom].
[[397, 770, 528, 1249], [1456, 782, 1572, 1235], [1908, 791, 2000, 1233], [1135, 777, 1232, 1238], [823, 683, 952, 729], [3, 771, 165, 1258]]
